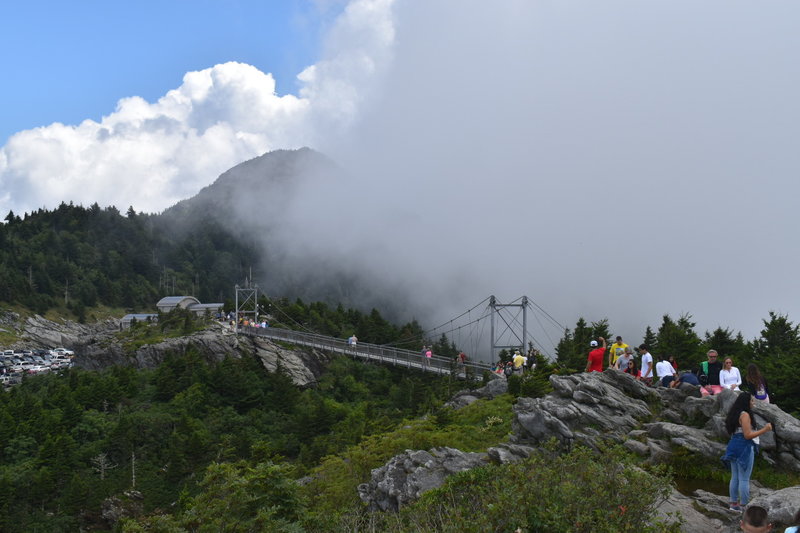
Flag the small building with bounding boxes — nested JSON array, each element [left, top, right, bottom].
[[156, 296, 224, 317]]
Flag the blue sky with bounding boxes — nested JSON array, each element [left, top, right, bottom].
[[0, 0, 335, 144]]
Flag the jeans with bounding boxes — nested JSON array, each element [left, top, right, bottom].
[[729, 444, 754, 505]]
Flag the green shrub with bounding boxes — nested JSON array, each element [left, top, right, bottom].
[[519, 371, 553, 399], [344, 443, 681, 533], [300, 395, 514, 521]]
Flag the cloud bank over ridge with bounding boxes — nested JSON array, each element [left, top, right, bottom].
[[0, 0, 395, 216]]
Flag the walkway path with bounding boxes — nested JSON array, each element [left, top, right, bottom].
[[240, 326, 492, 378]]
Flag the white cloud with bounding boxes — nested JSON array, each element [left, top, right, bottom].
[[0, 0, 398, 217], [0, 61, 314, 214]]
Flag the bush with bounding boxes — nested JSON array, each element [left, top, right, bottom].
[[346, 442, 681, 533], [300, 395, 514, 522]]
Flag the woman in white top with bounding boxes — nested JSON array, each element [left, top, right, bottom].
[[719, 357, 742, 391]]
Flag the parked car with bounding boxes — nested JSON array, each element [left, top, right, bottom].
[[51, 347, 75, 357]]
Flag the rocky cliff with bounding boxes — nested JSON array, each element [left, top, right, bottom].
[[359, 370, 800, 532], [16, 314, 332, 387]]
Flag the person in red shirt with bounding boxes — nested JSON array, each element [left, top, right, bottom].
[[585, 337, 607, 373]]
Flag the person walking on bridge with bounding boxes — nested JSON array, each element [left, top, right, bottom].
[[421, 345, 431, 368], [347, 334, 358, 350]]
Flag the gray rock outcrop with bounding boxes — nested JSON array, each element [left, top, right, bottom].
[[654, 489, 726, 533], [357, 447, 488, 511], [510, 371, 800, 472], [445, 375, 508, 409], [18, 313, 120, 350], [749, 486, 800, 528], [15, 314, 332, 387], [360, 369, 800, 533]]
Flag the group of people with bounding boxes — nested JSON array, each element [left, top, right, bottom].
[[586, 337, 771, 401], [492, 348, 538, 377], [587, 335, 781, 520]]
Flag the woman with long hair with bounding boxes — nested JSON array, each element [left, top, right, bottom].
[[722, 392, 773, 511], [624, 358, 640, 378], [744, 363, 770, 404]]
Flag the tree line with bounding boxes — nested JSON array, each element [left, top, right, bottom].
[[0, 203, 259, 318]]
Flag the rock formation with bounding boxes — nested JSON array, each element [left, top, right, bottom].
[[357, 447, 489, 512], [358, 370, 800, 532], [16, 314, 332, 387], [511, 371, 800, 472]]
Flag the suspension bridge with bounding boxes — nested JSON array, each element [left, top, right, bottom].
[[236, 292, 566, 377]]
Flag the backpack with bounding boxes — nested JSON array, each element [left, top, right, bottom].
[[697, 361, 709, 386], [504, 365, 513, 376]]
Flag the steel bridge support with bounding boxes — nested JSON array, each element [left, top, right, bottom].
[[235, 282, 259, 331], [489, 295, 528, 363]]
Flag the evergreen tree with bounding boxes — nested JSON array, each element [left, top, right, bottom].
[[752, 311, 800, 358], [653, 313, 702, 363], [701, 327, 749, 365], [641, 326, 657, 349]]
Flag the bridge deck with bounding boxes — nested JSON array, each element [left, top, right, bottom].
[[239, 326, 492, 378]]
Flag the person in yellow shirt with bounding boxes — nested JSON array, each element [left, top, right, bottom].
[[608, 336, 629, 367], [513, 350, 526, 374]]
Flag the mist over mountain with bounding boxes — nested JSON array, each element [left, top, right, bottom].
[[160, 147, 426, 324]]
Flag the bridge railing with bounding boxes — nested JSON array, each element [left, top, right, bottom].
[[239, 326, 492, 378]]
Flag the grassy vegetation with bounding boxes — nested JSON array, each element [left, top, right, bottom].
[[300, 394, 514, 522], [331, 442, 681, 533]]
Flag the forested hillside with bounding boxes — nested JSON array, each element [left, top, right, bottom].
[[0, 148, 390, 322], [0, 349, 469, 532], [0, 201, 258, 317]]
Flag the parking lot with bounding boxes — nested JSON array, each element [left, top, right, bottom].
[[1, 347, 75, 387]]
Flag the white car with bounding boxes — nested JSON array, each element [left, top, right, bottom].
[[51, 348, 75, 357]]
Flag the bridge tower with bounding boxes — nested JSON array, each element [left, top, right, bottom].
[[234, 281, 259, 330], [489, 295, 528, 362]]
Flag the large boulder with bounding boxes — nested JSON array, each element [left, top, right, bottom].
[[357, 447, 488, 511], [749, 486, 800, 527], [512, 371, 653, 449], [654, 488, 726, 533], [445, 377, 508, 409]]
